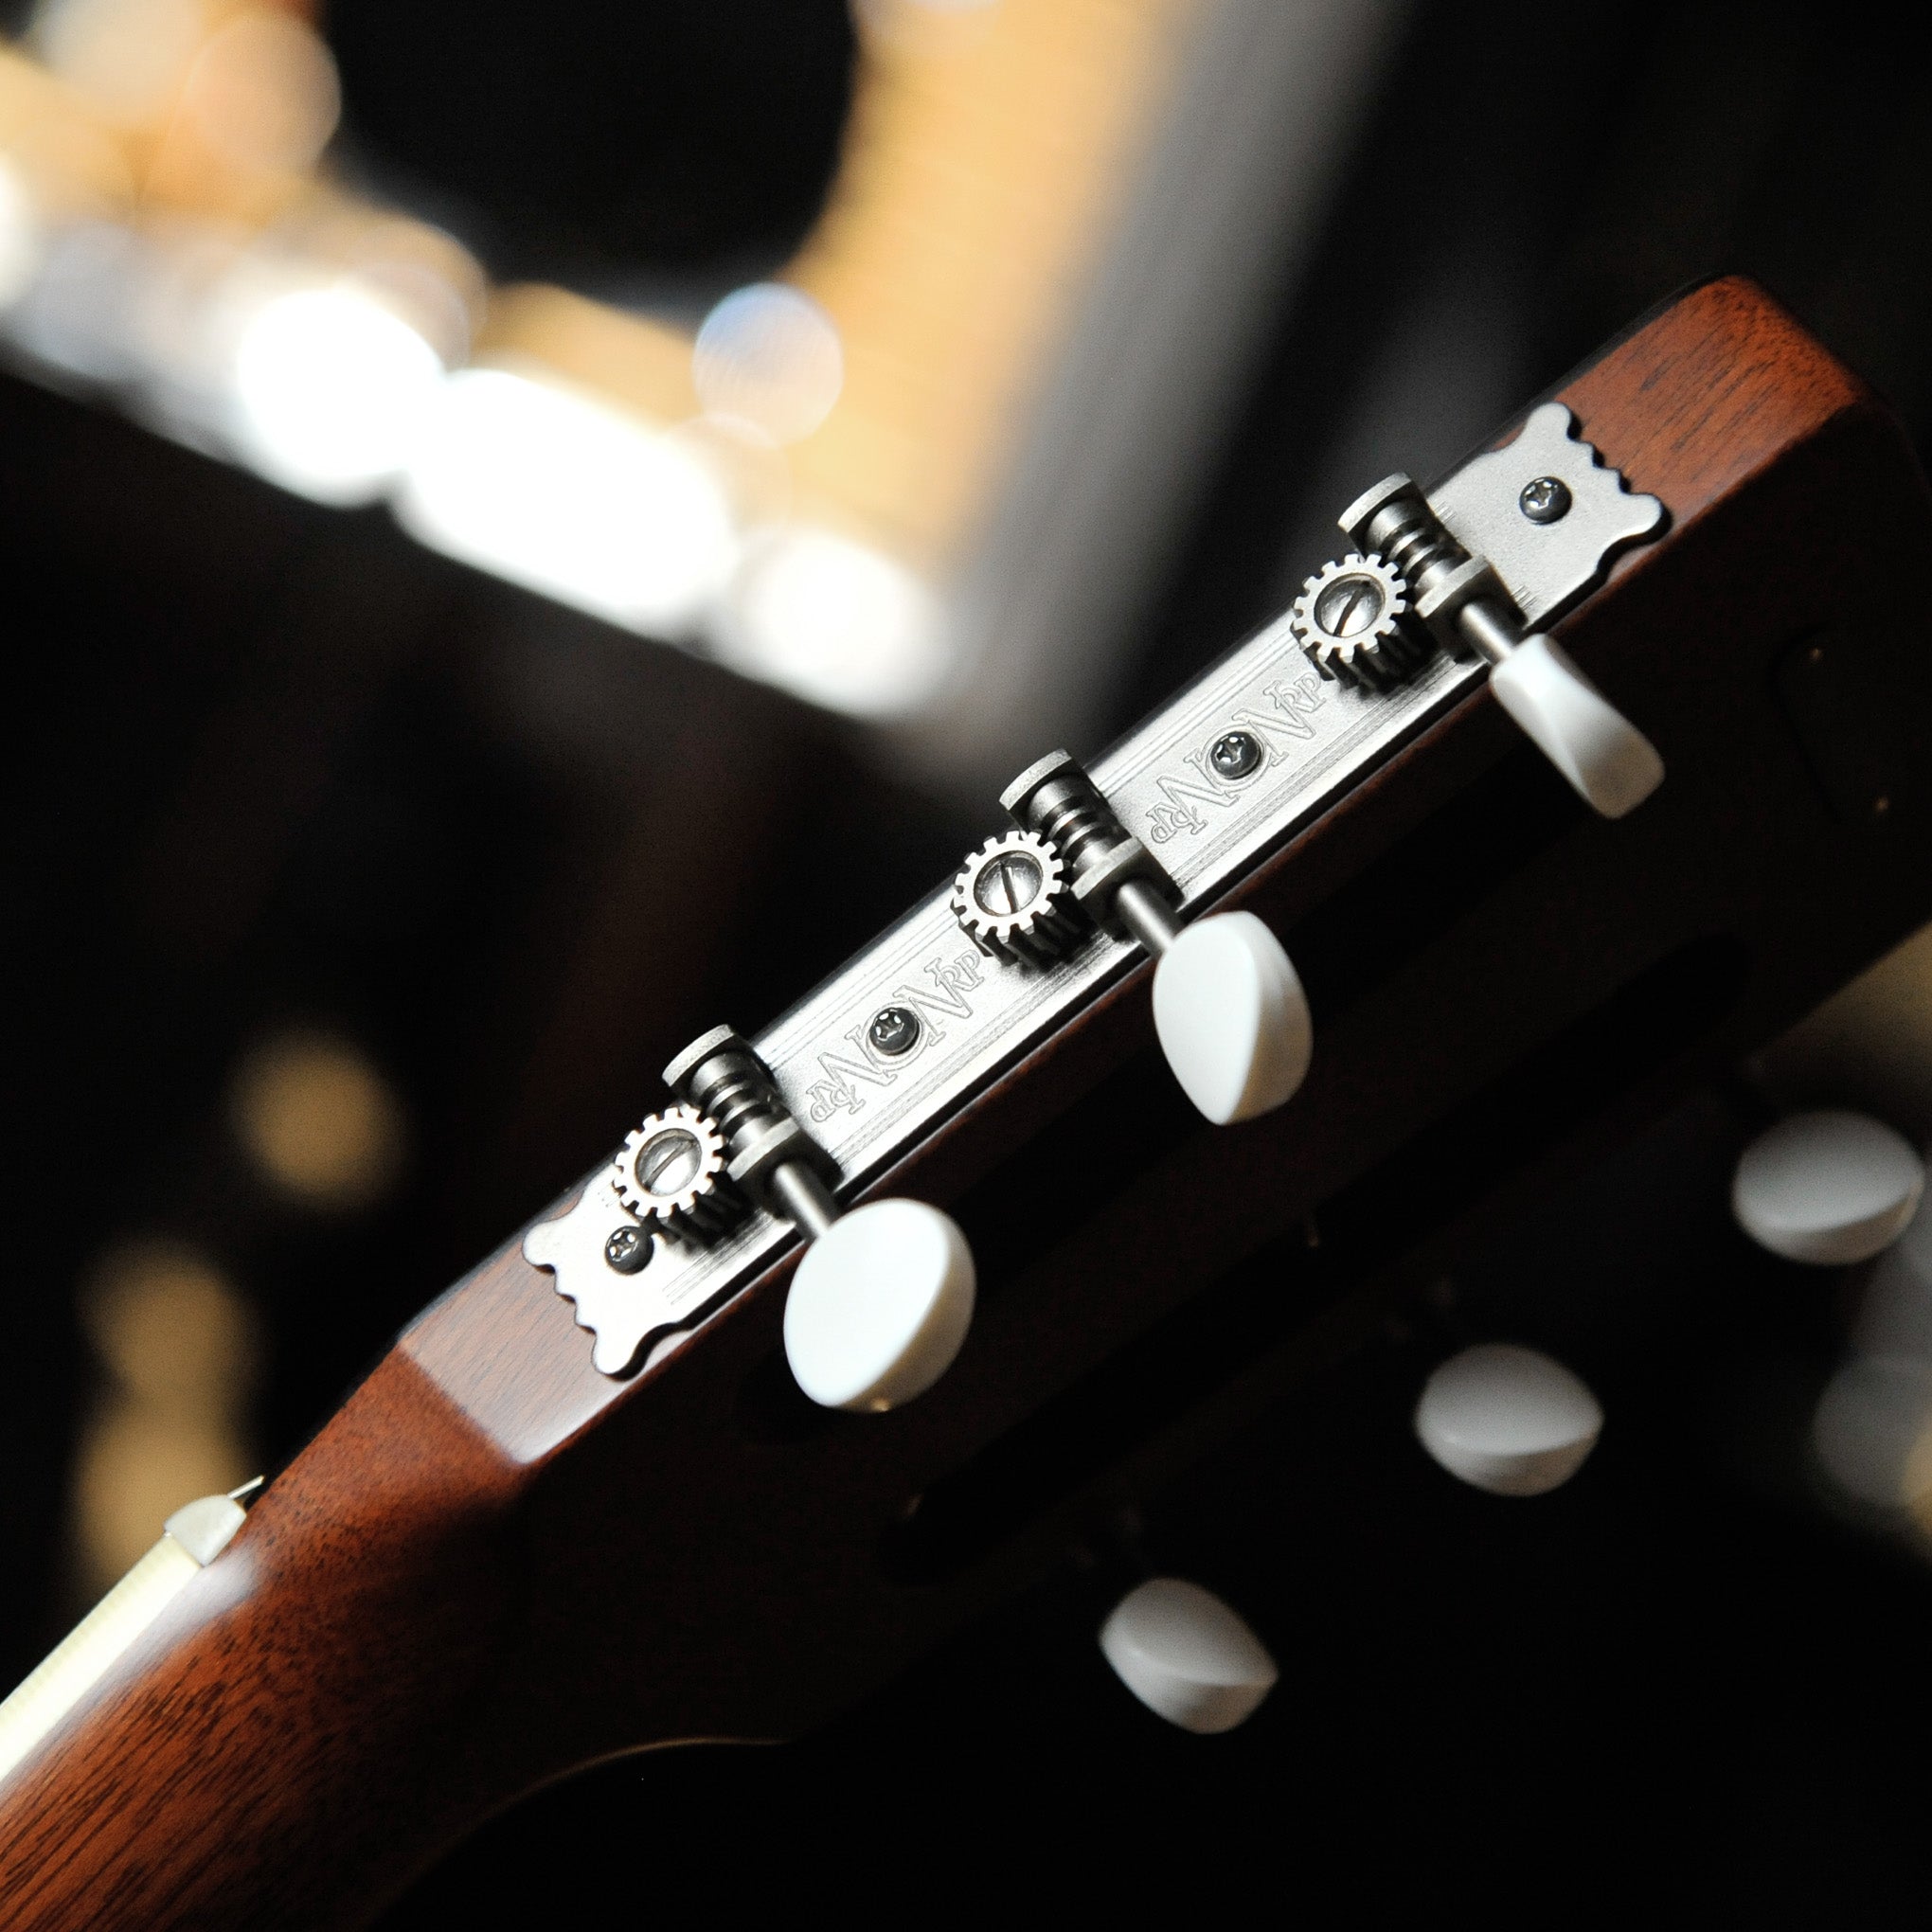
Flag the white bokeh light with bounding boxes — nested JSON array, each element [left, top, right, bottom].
[[394, 367, 739, 635], [719, 526, 952, 718], [181, 9, 342, 174], [36, 0, 207, 120], [228, 282, 443, 504], [0, 158, 44, 312], [693, 283, 843, 445]]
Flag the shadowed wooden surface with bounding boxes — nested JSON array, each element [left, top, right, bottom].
[[4, 277, 1929, 1929]]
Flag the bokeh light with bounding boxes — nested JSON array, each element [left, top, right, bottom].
[[720, 525, 952, 718], [395, 365, 740, 635], [5, 216, 143, 379], [229, 1030, 406, 1211], [72, 1240, 259, 1592], [1813, 1355, 1932, 1514], [0, 155, 43, 309], [35, 0, 206, 122], [227, 279, 445, 504], [179, 9, 341, 174], [692, 282, 843, 445]]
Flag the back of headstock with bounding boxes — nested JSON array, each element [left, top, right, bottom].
[[8, 275, 1932, 1929]]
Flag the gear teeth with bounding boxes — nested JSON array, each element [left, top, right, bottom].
[[1289, 551, 1430, 692], [950, 830, 1083, 968], [610, 1104, 746, 1248]]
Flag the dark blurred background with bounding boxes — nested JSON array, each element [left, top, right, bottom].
[[4, 0, 1932, 1916]]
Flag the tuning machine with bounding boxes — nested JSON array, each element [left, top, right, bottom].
[[955, 751, 1312, 1126], [663, 1028, 975, 1413], [1098, 1576, 1279, 1734], [1414, 1343, 1603, 1495], [1730, 1110, 1925, 1265], [1293, 403, 1667, 819]]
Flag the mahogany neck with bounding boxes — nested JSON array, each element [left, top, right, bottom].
[[0, 1353, 535, 1931]]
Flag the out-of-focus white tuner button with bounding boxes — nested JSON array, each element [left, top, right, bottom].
[[1415, 1343, 1602, 1496], [1731, 1110, 1924, 1266], [782, 1198, 975, 1413], [1151, 912, 1313, 1126], [1099, 1577, 1279, 1734]]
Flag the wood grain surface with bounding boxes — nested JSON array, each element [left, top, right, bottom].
[[4, 277, 1929, 1929]]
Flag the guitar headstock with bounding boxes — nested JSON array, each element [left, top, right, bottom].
[[392, 272, 1932, 1748], [12, 276, 1932, 1924]]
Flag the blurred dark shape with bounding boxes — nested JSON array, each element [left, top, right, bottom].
[[323, 0, 858, 299]]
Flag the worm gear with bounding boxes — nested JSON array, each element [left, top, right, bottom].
[[610, 1104, 745, 1247], [1290, 552, 1430, 691], [951, 829, 1083, 967]]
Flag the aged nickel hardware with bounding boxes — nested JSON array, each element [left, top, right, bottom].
[[603, 1225, 651, 1274], [1288, 552, 1430, 691], [1001, 751, 1184, 955], [1518, 475, 1572, 525], [1335, 469, 1663, 818], [1288, 400, 1669, 819], [664, 1028, 843, 1237], [612, 1103, 744, 1247], [868, 1006, 921, 1056], [950, 829, 1082, 966], [528, 395, 1671, 1380], [1428, 402, 1663, 623], [1208, 731, 1263, 781], [664, 1024, 977, 1413], [998, 749, 1312, 1129]]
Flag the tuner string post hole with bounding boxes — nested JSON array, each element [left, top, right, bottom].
[[611, 1101, 746, 1250], [663, 1026, 975, 1414], [950, 828, 1083, 967], [991, 753, 1311, 1126]]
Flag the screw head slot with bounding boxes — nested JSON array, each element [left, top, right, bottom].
[[950, 828, 1080, 967], [973, 849, 1043, 917], [1209, 730, 1262, 780], [1313, 571, 1388, 637], [638, 1126, 703, 1198], [604, 1225, 651, 1273], [611, 1103, 742, 1244], [868, 1006, 921, 1056], [1518, 475, 1572, 525]]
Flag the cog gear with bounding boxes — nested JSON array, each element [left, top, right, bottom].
[[950, 829, 1083, 967], [610, 1104, 745, 1247], [1290, 552, 1430, 691]]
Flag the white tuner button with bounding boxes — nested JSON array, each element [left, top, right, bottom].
[[1099, 1578, 1279, 1734], [1151, 912, 1313, 1126], [1731, 1110, 1924, 1265], [1415, 1343, 1602, 1495], [782, 1198, 976, 1412], [1487, 634, 1664, 819]]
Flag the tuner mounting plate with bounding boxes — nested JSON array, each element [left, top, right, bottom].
[[1428, 402, 1665, 626]]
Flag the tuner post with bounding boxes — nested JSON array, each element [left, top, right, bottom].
[[663, 1027, 840, 1233], [999, 751, 1182, 949], [1339, 474, 1516, 665]]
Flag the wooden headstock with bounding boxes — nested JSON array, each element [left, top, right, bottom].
[[7, 277, 1932, 1929]]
